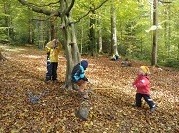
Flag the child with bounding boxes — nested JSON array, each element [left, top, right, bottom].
[[71, 60, 90, 99], [45, 39, 62, 82], [110, 54, 119, 61], [132, 66, 156, 111]]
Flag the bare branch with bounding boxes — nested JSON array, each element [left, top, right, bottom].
[[158, 0, 172, 4], [17, 0, 61, 17], [61, 0, 75, 17], [20, 0, 60, 7], [73, 0, 109, 24], [65, 0, 75, 15], [29, 1, 60, 7]]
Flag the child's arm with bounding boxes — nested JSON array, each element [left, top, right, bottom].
[[135, 78, 149, 88], [132, 78, 137, 87], [45, 41, 53, 53], [81, 75, 88, 81], [79, 71, 88, 81]]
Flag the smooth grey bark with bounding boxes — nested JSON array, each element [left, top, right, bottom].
[[110, 0, 118, 56], [98, 16, 103, 54], [88, 8, 97, 56], [152, 0, 158, 66]]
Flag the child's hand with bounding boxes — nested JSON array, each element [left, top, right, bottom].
[[86, 83, 90, 88], [86, 81, 92, 88], [130, 85, 136, 93], [132, 85, 136, 89]]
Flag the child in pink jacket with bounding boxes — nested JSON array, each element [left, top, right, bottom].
[[132, 66, 156, 111]]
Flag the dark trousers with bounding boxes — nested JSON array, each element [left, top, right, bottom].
[[135, 93, 155, 109], [46, 62, 58, 81]]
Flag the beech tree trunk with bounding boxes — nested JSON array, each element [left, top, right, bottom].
[[89, 9, 97, 56], [28, 8, 33, 44], [0, 51, 7, 61], [60, 0, 81, 88], [98, 16, 103, 54], [110, 0, 118, 56], [4, 0, 11, 43], [152, 0, 158, 66]]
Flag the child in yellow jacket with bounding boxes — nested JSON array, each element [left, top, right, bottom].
[[45, 39, 62, 81]]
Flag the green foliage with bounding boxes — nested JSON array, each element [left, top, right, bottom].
[[0, 0, 178, 68], [160, 58, 179, 68], [0, 0, 10, 43], [0, 12, 10, 17], [73, 0, 179, 66]]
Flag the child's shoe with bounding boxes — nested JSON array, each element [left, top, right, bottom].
[[82, 96, 91, 100], [150, 105, 156, 111]]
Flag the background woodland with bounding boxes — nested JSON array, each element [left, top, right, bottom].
[[0, 0, 179, 68]]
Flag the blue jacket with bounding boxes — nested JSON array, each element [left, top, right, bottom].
[[71, 63, 88, 82]]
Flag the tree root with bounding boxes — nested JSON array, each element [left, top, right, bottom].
[[0, 51, 7, 61]]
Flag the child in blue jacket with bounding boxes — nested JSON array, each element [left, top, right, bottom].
[[71, 60, 90, 99]]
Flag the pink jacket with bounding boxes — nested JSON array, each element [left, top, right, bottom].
[[132, 75, 150, 95]]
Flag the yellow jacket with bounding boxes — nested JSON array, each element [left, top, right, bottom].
[[45, 40, 62, 62]]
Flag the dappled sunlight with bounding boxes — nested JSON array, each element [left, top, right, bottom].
[[153, 90, 179, 103], [20, 54, 41, 59], [36, 66, 46, 72], [0, 45, 26, 52]]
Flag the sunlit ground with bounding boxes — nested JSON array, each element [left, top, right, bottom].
[[0, 43, 178, 132]]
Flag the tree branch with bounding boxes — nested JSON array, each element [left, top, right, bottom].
[[158, 0, 172, 4], [28, 1, 60, 7], [60, 0, 75, 17], [65, 0, 75, 15], [73, 0, 109, 24], [17, 0, 61, 17]]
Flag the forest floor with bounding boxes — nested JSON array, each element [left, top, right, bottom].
[[0, 44, 179, 133]]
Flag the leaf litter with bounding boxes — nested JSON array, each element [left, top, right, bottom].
[[0, 45, 179, 132]]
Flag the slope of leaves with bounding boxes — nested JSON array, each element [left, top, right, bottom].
[[0, 44, 179, 133]]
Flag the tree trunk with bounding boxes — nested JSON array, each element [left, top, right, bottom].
[[58, 0, 80, 89], [39, 15, 44, 48], [178, 43, 179, 60], [89, 9, 97, 56], [168, 5, 171, 57], [51, 17, 56, 39], [28, 19, 33, 44], [80, 24, 83, 54], [61, 15, 81, 89], [110, 0, 118, 56], [28, 8, 33, 44], [164, 5, 171, 58], [4, 0, 11, 43], [98, 16, 103, 54], [0, 51, 7, 61], [151, 0, 158, 66]]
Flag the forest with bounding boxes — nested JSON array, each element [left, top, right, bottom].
[[0, 0, 179, 132], [1, 0, 179, 67]]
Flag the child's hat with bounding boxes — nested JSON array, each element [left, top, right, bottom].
[[140, 66, 150, 74], [81, 60, 88, 70]]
